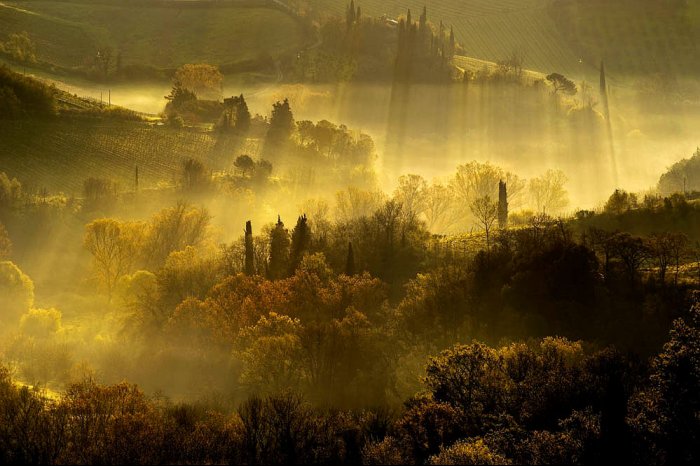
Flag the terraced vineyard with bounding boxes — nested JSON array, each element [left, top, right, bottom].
[[308, 0, 592, 78], [0, 1, 306, 72], [0, 120, 242, 194]]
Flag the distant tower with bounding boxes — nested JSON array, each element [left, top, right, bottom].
[[498, 180, 508, 229]]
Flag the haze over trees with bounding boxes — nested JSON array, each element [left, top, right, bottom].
[[0, 0, 699, 464]]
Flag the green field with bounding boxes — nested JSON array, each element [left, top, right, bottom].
[[554, 0, 700, 76], [0, 1, 306, 72], [309, 0, 700, 78], [309, 0, 590, 77], [0, 119, 243, 194]]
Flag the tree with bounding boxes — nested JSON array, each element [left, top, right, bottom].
[[84, 219, 140, 300], [629, 303, 700, 464], [423, 182, 459, 233], [289, 214, 311, 276], [222, 94, 251, 134], [498, 180, 508, 229], [470, 196, 499, 252], [245, 221, 255, 276], [265, 99, 295, 152], [234, 155, 256, 177], [95, 46, 114, 80], [345, 242, 355, 276], [173, 64, 223, 100], [394, 174, 428, 220], [165, 83, 197, 109], [546, 73, 577, 95], [180, 158, 209, 193], [429, 439, 510, 465], [528, 169, 569, 214], [451, 162, 525, 213], [609, 232, 648, 283], [144, 203, 210, 269], [0, 222, 11, 260], [233, 94, 251, 134], [83, 177, 117, 212], [2, 31, 37, 63], [346, 0, 356, 29], [604, 189, 638, 215], [0, 261, 34, 326], [269, 216, 291, 280]]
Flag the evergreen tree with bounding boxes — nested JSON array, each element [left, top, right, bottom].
[[245, 220, 255, 276], [268, 215, 290, 280], [498, 180, 508, 229], [419, 6, 427, 34], [347, 1, 356, 29], [265, 99, 295, 155], [345, 241, 356, 276], [235, 94, 251, 134], [289, 214, 311, 275]]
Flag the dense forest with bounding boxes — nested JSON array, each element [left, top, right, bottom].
[[1, 0, 700, 464]]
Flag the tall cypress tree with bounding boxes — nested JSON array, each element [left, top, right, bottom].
[[244, 220, 254, 276], [498, 180, 508, 229], [269, 215, 290, 280], [347, 0, 356, 29], [234, 94, 251, 134], [345, 241, 356, 276], [289, 214, 311, 275]]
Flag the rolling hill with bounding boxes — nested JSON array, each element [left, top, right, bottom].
[[307, 0, 592, 78], [308, 0, 700, 78], [0, 118, 244, 194], [0, 0, 307, 76]]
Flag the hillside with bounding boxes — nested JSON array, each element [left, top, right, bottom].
[[307, 0, 592, 78], [0, 0, 307, 78], [307, 0, 700, 79], [0, 119, 243, 194], [550, 0, 700, 76]]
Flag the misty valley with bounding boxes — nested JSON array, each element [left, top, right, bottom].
[[1, 0, 700, 464]]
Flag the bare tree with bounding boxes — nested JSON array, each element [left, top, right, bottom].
[[528, 169, 569, 214], [84, 219, 141, 300], [423, 182, 460, 233], [470, 196, 499, 252], [393, 174, 428, 220]]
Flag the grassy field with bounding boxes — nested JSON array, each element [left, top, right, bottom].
[[309, 0, 700, 79], [552, 0, 700, 76], [308, 0, 591, 78], [0, 1, 306, 73], [0, 119, 244, 194]]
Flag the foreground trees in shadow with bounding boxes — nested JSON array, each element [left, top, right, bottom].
[[2, 300, 700, 464]]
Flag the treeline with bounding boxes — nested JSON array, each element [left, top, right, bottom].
[[291, 2, 460, 83], [0, 65, 55, 119], [1, 301, 699, 464]]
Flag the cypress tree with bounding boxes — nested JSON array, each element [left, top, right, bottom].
[[269, 215, 290, 280], [498, 180, 508, 229], [266, 99, 295, 146], [345, 241, 355, 276], [245, 220, 254, 276], [289, 214, 311, 275], [347, 1, 356, 29], [234, 94, 251, 134]]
